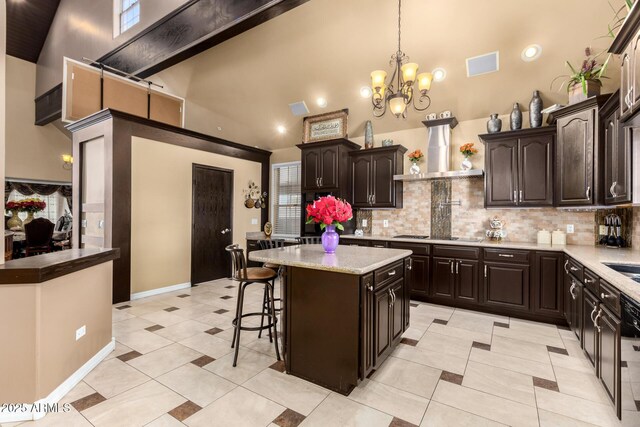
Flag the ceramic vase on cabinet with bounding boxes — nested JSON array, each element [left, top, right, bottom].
[[364, 121, 374, 149], [321, 225, 339, 253], [7, 209, 22, 230], [487, 114, 502, 133], [510, 103, 522, 130], [529, 90, 543, 128], [23, 212, 34, 226]]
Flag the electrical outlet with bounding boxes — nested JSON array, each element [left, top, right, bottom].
[[383, 220, 389, 228], [362, 219, 368, 227], [566, 224, 575, 234], [599, 225, 607, 235], [251, 218, 258, 225], [76, 325, 86, 341]]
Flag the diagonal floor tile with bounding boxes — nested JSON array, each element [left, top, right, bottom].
[[371, 356, 441, 398], [462, 361, 536, 406], [421, 401, 506, 427], [469, 347, 555, 381], [534, 387, 620, 427], [348, 379, 429, 425], [157, 363, 236, 408], [127, 343, 202, 378], [83, 358, 150, 398], [179, 332, 234, 359], [299, 392, 393, 427], [203, 348, 277, 385]]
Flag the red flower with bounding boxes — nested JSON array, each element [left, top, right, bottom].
[[305, 195, 353, 230]]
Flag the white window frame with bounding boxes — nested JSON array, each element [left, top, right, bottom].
[[113, 0, 140, 38], [270, 161, 302, 238]]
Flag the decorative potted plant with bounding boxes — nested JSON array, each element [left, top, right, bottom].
[[305, 196, 353, 253], [460, 143, 479, 170], [553, 47, 609, 104], [6, 200, 22, 230], [407, 149, 424, 175], [19, 198, 46, 226]]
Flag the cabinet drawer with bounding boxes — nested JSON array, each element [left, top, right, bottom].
[[342, 239, 371, 247], [599, 279, 621, 317], [566, 258, 584, 281], [374, 261, 404, 289], [370, 241, 389, 249], [389, 242, 430, 255], [583, 269, 600, 294], [433, 245, 479, 260], [483, 248, 530, 263], [247, 240, 259, 250]]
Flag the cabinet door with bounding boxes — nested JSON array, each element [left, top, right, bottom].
[[319, 146, 339, 189], [403, 259, 411, 330], [485, 141, 518, 207], [632, 33, 640, 108], [597, 305, 621, 415], [408, 255, 430, 297], [563, 260, 572, 327], [374, 285, 392, 367], [519, 135, 554, 206], [610, 117, 633, 205], [302, 148, 320, 191], [571, 279, 584, 342], [621, 48, 632, 116], [390, 280, 404, 345], [361, 274, 375, 379], [583, 289, 598, 368], [455, 260, 479, 303], [371, 151, 396, 207], [533, 252, 564, 318], [431, 257, 454, 299], [604, 107, 619, 205], [484, 262, 530, 311], [556, 109, 595, 206], [350, 155, 372, 208]]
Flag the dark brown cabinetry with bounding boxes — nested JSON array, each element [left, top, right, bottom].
[[533, 252, 564, 318], [298, 139, 360, 192], [373, 277, 405, 368], [389, 242, 430, 298], [349, 145, 406, 208], [484, 261, 530, 311], [431, 246, 479, 304], [481, 127, 555, 208], [597, 305, 621, 417], [602, 91, 632, 205], [583, 288, 599, 367], [565, 266, 584, 341]]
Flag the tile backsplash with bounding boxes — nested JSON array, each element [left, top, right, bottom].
[[371, 178, 600, 246]]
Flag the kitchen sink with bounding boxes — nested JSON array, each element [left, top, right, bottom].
[[603, 263, 640, 283]]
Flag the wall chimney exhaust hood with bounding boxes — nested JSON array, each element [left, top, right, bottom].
[[394, 117, 484, 181]]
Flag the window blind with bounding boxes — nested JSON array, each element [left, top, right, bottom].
[[271, 162, 301, 237]]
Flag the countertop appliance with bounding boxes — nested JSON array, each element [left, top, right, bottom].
[[621, 294, 640, 337]]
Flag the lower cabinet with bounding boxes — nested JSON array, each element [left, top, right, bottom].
[[565, 271, 584, 342], [533, 252, 564, 317], [483, 261, 530, 311], [597, 305, 621, 418], [431, 257, 455, 299], [372, 276, 406, 369], [431, 257, 479, 303], [583, 288, 599, 367]]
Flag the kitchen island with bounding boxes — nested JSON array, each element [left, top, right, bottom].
[[249, 244, 412, 395]]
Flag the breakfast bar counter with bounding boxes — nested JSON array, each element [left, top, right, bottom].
[[250, 244, 412, 394]]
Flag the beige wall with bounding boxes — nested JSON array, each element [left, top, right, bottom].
[[6, 56, 72, 182], [0, 262, 113, 403], [130, 137, 262, 293], [1, 4, 6, 265]]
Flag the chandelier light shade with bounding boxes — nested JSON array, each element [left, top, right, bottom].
[[370, 0, 433, 118]]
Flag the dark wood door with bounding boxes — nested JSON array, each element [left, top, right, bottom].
[[320, 146, 339, 189], [191, 165, 233, 285], [431, 257, 454, 299], [604, 107, 619, 205], [632, 33, 640, 107], [583, 288, 599, 367], [519, 135, 554, 206], [621, 48, 632, 116], [533, 252, 564, 318], [374, 284, 392, 367], [301, 148, 320, 191], [371, 151, 395, 207], [390, 279, 404, 345], [350, 155, 372, 207], [563, 258, 572, 327], [455, 260, 479, 302], [484, 262, 530, 311], [408, 255, 430, 297], [485, 140, 518, 207], [556, 109, 595, 206], [607, 115, 633, 205], [597, 305, 621, 416], [403, 259, 411, 330], [571, 279, 584, 342]]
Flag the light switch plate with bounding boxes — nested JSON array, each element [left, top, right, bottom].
[[566, 224, 575, 234], [362, 219, 368, 227], [599, 225, 607, 235], [383, 220, 389, 228], [76, 325, 86, 341], [251, 218, 258, 225]]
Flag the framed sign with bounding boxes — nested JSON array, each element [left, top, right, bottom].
[[303, 109, 348, 143]]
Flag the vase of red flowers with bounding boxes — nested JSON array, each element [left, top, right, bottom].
[[305, 195, 353, 253], [5, 201, 22, 230], [19, 198, 47, 226]]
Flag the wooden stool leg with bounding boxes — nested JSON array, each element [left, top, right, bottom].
[[233, 282, 248, 367], [268, 282, 281, 361]]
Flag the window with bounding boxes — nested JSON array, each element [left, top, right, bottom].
[[117, 0, 140, 35], [270, 162, 301, 237], [8, 191, 68, 223]]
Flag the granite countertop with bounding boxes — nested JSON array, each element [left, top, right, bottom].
[[342, 234, 640, 303], [248, 245, 412, 275]]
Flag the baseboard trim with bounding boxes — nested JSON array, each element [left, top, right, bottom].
[[130, 282, 191, 300], [0, 338, 115, 423]]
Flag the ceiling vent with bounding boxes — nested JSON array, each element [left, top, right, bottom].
[[466, 51, 500, 77], [289, 101, 310, 116]]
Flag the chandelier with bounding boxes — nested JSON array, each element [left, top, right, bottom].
[[370, 0, 432, 118]]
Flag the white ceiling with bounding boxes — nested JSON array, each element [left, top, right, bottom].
[[152, 0, 625, 150]]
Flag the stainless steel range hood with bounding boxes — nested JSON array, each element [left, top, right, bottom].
[[394, 117, 484, 181]]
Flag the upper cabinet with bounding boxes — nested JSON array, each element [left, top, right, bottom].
[[480, 127, 555, 208], [298, 139, 360, 193], [349, 145, 406, 209], [602, 91, 632, 205]]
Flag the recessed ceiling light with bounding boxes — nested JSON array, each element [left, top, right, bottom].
[[316, 97, 327, 108], [217, 126, 222, 131], [277, 125, 286, 134], [360, 86, 373, 98], [521, 44, 542, 62], [432, 68, 447, 82]]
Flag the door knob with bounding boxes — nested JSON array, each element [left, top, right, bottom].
[[221, 228, 231, 234]]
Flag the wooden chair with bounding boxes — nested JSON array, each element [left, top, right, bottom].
[[257, 239, 285, 338], [296, 236, 322, 244], [226, 244, 281, 367], [24, 218, 54, 257]]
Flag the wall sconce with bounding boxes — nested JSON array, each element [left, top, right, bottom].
[[62, 154, 73, 170]]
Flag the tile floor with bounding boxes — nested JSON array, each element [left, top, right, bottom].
[[4, 277, 640, 427]]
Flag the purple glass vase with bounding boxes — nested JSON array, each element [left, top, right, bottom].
[[321, 224, 340, 254]]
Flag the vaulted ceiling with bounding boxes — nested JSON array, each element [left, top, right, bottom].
[[152, 0, 625, 150], [6, 0, 61, 62]]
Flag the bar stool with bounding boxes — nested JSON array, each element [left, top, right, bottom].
[[296, 236, 322, 244], [257, 239, 285, 339], [225, 244, 281, 367]]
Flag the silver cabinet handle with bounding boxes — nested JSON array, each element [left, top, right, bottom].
[[564, 260, 569, 274], [590, 305, 598, 325], [569, 282, 576, 300], [484, 264, 487, 278], [388, 270, 396, 276], [600, 292, 612, 300], [456, 261, 459, 274], [584, 278, 592, 284], [367, 284, 373, 291], [320, 177, 323, 186], [450, 260, 454, 274], [610, 181, 617, 198], [594, 308, 603, 333], [513, 190, 517, 202], [519, 190, 523, 203], [221, 228, 231, 234], [570, 266, 579, 272], [408, 258, 413, 271], [373, 244, 385, 248], [388, 289, 393, 307], [372, 194, 376, 204], [586, 186, 591, 200], [498, 254, 514, 258], [391, 288, 396, 305]]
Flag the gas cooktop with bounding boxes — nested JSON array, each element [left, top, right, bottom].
[[393, 235, 483, 243], [393, 235, 430, 239]]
